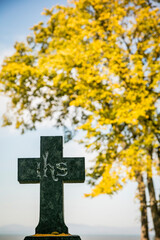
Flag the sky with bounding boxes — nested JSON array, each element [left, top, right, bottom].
[[0, 0, 148, 236]]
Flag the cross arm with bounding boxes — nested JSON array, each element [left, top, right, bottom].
[[18, 158, 40, 184], [63, 157, 85, 183]]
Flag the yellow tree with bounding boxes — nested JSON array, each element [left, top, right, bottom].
[[1, 0, 160, 239]]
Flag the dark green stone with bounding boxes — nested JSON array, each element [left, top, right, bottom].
[[18, 136, 85, 236]]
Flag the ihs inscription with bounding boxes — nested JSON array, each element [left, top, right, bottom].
[[37, 151, 68, 181]]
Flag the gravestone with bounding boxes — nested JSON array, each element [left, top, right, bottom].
[[18, 136, 85, 240]]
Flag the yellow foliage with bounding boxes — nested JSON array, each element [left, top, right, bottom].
[[0, 0, 160, 197]]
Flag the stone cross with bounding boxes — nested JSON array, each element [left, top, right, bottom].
[[18, 136, 85, 235]]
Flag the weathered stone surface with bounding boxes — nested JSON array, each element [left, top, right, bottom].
[[18, 136, 85, 236]]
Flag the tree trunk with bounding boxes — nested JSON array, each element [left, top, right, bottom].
[[147, 175, 160, 240], [136, 172, 150, 240]]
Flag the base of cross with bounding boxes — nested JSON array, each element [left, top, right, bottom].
[[24, 235, 81, 240]]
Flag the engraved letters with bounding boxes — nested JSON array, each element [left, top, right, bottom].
[[37, 151, 68, 181]]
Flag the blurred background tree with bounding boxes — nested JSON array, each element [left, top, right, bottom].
[[0, 0, 160, 239]]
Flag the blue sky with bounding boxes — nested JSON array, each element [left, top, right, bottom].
[[0, 0, 144, 235]]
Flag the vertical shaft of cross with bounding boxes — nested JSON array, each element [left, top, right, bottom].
[[36, 137, 68, 234], [36, 178, 67, 234]]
